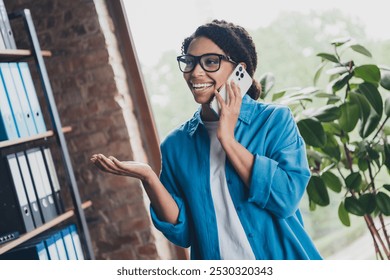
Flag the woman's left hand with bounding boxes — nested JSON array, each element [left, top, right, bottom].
[[214, 80, 242, 145]]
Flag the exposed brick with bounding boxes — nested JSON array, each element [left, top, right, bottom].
[[4, 0, 171, 260]]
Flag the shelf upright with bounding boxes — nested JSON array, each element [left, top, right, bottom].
[[8, 8, 95, 259]]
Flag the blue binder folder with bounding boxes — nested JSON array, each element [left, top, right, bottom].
[[0, 72, 18, 140], [44, 235, 60, 260], [18, 62, 47, 133], [60, 226, 78, 259], [0, 240, 49, 260], [9, 62, 37, 135], [69, 224, 84, 260], [0, 63, 29, 138]]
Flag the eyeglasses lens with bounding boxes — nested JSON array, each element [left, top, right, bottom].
[[178, 54, 221, 73]]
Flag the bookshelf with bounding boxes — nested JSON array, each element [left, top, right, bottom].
[[0, 8, 94, 259]]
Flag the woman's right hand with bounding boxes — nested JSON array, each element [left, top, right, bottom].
[[90, 153, 179, 223], [90, 154, 154, 182]]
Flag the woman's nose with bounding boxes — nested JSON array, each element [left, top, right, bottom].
[[191, 62, 205, 76]]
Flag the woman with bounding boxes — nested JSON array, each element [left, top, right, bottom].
[[91, 19, 322, 260]]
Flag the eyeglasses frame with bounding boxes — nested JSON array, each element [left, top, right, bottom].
[[176, 53, 237, 73]]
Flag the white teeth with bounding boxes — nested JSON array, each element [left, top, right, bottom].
[[192, 83, 212, 89]]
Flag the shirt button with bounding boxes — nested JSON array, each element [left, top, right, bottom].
[[248, 233, 254, 238], [227, 179, 232, 184], [236, 206, 242, 211]]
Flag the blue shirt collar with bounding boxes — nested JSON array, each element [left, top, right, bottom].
[[188, 94, 256, 136]]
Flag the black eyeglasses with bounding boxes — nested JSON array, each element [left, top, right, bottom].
[[176, 53, 236, 73]]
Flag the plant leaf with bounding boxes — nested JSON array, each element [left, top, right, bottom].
[[302, 105, 341, 122], [385, 143, 390, 171], [383, 184, 390, 192], [385, 95, 390, 117], [344, 196, 365, 216], [322, 122, 342, 135], [354, 64, 381, 84], [338, 102, 360, 132], [259, 72, 275, 99], [326, 66, 349, 76], [279, 95, 313, 106], [376, 192, 390, 215], [315, 92, 341, 102], [349, 92, 373, 138], [362, 111, 381, 138], [359, 193, 376, 214], [380, 68, 390, 90], [350, 44, 372, 57], [345, 172, 362, 191], [306, 176, 330, 206], [317, 53, 339, 63], [321, 171, 342, 192], [331, 37, 351, 47], [357, 82, 383, 116], [321, 133, 341, 161], [338, 201, 351, 226], [331, 72, 353, 92], [358, 157, 369, 171], [297, 118, 327, 147], [314, 62, 326, 86]]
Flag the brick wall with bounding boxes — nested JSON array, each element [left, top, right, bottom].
[[4, 0, 175, 259]]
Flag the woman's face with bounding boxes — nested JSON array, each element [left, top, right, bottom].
[[183, 36, 235, 105]]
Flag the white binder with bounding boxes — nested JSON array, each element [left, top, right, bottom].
[[43, 147, 63, 213], [26, 148, 54, 223], [35, 148, 58, 218]]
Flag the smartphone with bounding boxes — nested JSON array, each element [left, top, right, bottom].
[[209, 64, 252, 117]]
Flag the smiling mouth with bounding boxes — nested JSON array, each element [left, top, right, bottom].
[[191, 83, 214, 91]]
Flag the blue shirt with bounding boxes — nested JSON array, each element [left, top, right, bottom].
[[150, 95, 322, 260]]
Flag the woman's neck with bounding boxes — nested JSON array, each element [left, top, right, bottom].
[[201, 104, 219, 121]]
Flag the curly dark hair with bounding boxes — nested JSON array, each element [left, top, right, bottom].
[[181, 19, 261, 100]]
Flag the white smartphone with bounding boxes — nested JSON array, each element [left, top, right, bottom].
[[209, 64, 252, 117]]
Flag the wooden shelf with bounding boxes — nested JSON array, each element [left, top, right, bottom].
[[0, 200, 92, 255], [0, 126, 72, 148], [0, 49, 52, 62]]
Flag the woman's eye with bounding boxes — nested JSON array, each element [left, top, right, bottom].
[[204, 58, 218, 66]]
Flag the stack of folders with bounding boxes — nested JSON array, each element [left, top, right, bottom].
[[0, 62, 47, 141], [0, 147, 64, 241], [0, 0, 16, 50], [0, 224, 85, 260]]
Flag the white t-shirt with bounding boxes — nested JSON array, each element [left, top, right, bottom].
[[204, 121, 255, 260]]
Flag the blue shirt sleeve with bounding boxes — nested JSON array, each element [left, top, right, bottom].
[[149, 140, 192, 248], [247, 107, 311, 218]]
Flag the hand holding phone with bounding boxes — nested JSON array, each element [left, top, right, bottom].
[[209, 64, 252, 116]]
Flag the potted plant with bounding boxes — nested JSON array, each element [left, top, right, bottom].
[[262, 38, 390, 259]]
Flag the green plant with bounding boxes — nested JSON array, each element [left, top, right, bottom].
[[262, 38, 390, 259]]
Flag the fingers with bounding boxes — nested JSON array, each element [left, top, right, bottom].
[[109, 156, 131, 173], [228, 80, 241, 106], [90, 154, 123, 175], [214, 90, 224, 109]]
